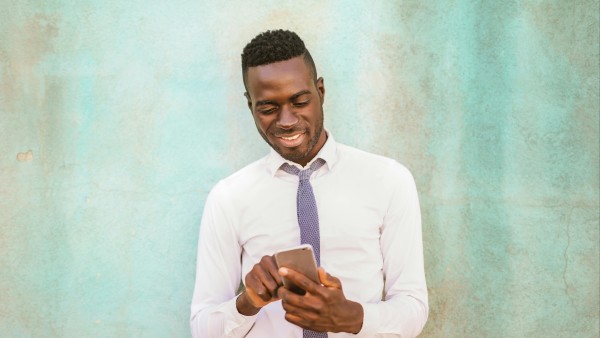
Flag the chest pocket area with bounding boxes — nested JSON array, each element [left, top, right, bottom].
[[318, 195, 382, 253]]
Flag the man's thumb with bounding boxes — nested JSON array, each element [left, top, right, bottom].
[[318, 267, 342, 289]]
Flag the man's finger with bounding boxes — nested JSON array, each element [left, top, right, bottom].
[[263, 256, 283, 286], [284, 312, 308, 329], [247, 259, 283, 301], [277, 284, 305, 306], [279, 267, 320, 294], [318, 267, 342, 289], [246, 274, 272, 301], [284, 312, 324, 332]]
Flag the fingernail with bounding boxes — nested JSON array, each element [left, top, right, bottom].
[[279, 267, 288, 276]]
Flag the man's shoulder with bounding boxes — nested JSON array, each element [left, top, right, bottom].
[[210, 154, 270, 195], [337, 142, 391, 162], [337, 142, 408, 168], [336, 142, 414, 181]]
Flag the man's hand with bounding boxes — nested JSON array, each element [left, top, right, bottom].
[[277, 267, 364, 334], [236, 255, 283, 316]]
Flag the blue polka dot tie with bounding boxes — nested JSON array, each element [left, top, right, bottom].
[[281, 158, 328, 338]]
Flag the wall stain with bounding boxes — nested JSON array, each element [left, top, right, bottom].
[[0, 13, 60, 113], [16, 150, 33, 162]]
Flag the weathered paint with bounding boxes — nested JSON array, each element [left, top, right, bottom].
[[1, 1, 598, 337]]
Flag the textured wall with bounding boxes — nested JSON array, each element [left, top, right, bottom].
[[1, 1, 598, 337]]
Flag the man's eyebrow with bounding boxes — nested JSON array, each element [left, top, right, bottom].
[[255, 90, 312, 107], [255, 99, 277, 107], [290, 90, 311, 101]]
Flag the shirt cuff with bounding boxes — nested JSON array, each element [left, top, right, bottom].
[[222, 294, 258, 335], [354, 302, 381, 336]]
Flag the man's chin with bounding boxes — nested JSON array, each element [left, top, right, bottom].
[[280, 150, 308, 163], [272, 146, 309, 164]]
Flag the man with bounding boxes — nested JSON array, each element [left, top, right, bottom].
[[190, 29, 428, 337]]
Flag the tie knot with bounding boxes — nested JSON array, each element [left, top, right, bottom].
[[281, 158, 326, 181]]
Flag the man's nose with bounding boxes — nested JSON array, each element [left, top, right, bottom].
[[277, 105, 298, 128]]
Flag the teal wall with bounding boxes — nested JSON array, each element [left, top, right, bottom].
[[1, 1, 598, 337]]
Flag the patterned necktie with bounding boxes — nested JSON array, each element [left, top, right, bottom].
[[281, 158, 328, 338]]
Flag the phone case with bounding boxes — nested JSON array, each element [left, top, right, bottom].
[[274, 244, 319, 295]]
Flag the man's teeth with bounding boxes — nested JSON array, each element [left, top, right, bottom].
[[281, 134, 301, 141]]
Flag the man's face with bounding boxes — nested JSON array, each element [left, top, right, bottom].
[[245, 56, 326, 166]]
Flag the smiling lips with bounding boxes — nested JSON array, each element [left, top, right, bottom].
[[275, 132, 305, 148]]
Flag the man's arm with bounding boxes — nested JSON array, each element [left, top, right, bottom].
[[358, 162, 428, 336], [190, 182, 255, 338]]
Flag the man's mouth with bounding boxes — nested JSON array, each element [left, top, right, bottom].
[[275, 132, 305, 147]]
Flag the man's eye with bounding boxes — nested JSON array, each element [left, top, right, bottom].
[[259, 108, 276, 115], [293, 101, 309, 107]]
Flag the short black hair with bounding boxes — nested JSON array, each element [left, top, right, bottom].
[[241, 29, 317, 87]]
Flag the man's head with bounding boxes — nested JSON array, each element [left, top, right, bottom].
[[242, 30, 326, 167], [241, 30, 318, 89]]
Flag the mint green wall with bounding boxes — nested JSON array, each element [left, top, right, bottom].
[[1, 1, 598, 337]]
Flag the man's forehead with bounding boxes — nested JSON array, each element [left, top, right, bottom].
[[247, 57, 311, 81], [246, 57, 313, 97]]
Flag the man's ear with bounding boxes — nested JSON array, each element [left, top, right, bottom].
[[244, 92, 253, 112], [316, 77, 325, 104]]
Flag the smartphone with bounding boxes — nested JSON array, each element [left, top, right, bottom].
[[274, 244, 320, 295]]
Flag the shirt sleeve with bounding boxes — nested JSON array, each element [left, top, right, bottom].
[[355, 162, 429, 337], [190, 181, 257, 338]]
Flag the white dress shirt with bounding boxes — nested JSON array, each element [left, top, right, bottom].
[[190, 132, 428, 337]]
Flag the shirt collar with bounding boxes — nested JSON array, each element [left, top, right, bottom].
[[266, 129, 338, 176]]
